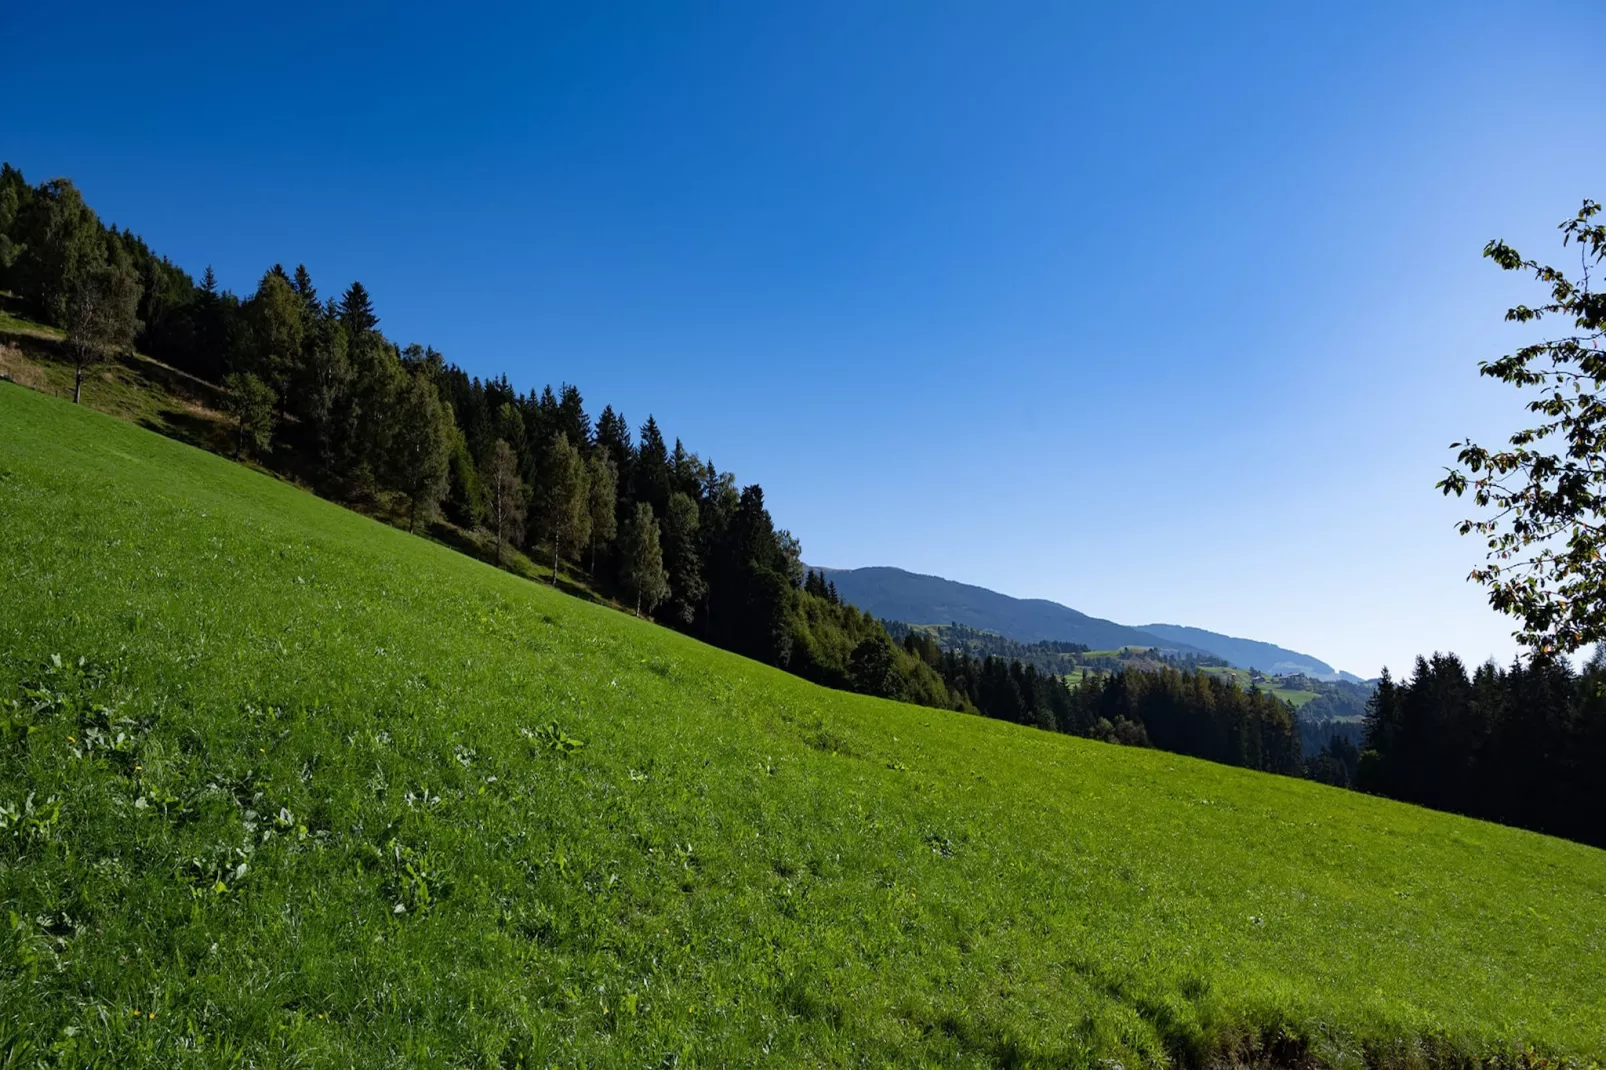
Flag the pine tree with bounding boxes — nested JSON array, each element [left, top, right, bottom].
[[621, 502, 670, 617], [595, 405, 632, 474], [633, 415, 671, 514], [338, 280, 378, 335], [292, 264, 317, 310], [557, 383, 591, 448]]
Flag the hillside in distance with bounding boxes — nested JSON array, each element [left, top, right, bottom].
[[815, 566, 1202, 653], [5, 385, 1605, 1064], [1139, 623, 1339, 678], [821, 566, 1344, 676]]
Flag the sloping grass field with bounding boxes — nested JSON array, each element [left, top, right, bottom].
[[2, 382, 1604, 1068]]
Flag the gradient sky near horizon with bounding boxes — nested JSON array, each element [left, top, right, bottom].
[[6, 1, 1605, 676]]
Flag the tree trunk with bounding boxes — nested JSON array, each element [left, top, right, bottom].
[[73, 364, 84, 404], [552, 537, 560, 586], [408, 495, 417, 534]]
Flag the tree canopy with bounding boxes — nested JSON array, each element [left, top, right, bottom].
[[1440, 199, 1606, 653]]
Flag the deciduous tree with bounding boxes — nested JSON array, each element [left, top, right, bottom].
[[486, 439, 526, 568], [63, 239, 142, 403], [1441, 199, 1606, 652], [391, 371, 454, 532], [248, 267, 304, 402], [620, 501, 669, 617], [537, 432, 590, 584], [223, 371, 277, 459], [585, 450, 618, 574]]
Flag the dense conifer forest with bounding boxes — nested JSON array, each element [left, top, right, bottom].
[[3, 163, 1601, 847]]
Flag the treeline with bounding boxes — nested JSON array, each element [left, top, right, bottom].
[[891, 628, 1304, 775], [883, 621, 1228, 676], [0, 166, 974, 715], [1358, 653, 1606, 848]]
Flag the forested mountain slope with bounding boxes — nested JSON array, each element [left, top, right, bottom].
[[1140, 623, 1337, 677], [821, 565, 1346, 676], [817, 566, 1195, 651]]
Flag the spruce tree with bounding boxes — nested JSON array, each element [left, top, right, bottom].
[[633, 415, 671, 514], [595, 405, 632, 474], [557, 383, 591, 448], [338, 280, 378, 335], [292, 263, 317, 311]]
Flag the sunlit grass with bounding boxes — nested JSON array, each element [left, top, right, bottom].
[[2, 383, 1603, 1067]]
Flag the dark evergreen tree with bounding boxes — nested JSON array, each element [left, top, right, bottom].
[[659, 491, 705, 626], [633, 415, 671, 515], [556, 383, 591, 450], [338, 280, 378, 335]]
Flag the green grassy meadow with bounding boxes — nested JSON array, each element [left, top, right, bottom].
[[1198, 667, 1323, 710], [2, 382, 1605, 1067]]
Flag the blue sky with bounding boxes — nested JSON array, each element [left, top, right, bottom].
[[5, 1, 1605, 675]]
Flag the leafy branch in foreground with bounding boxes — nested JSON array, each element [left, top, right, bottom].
[[1440, 199, 1606, 653]]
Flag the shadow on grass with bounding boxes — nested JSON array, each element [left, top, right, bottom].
[[427, 521, 607, 604], [128, 353, 227, 409], [140, 407, 232, 455], [0, 326, 64, 356]]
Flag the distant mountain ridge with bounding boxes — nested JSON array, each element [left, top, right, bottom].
[[1136, 624, 1334, 677], [817, 566, 1346, 678], [813, 566, 1205, 654]]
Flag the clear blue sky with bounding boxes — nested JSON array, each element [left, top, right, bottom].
[[6, 1, 1605, 676]]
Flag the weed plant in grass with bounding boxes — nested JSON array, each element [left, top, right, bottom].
[[1, 382, 1604, 1067]]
